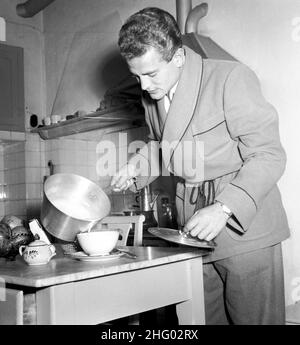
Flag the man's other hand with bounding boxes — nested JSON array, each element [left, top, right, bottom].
[[183, 203, 229, 241]]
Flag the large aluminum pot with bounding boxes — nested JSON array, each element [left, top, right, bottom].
[[40, 173, 111, 242]]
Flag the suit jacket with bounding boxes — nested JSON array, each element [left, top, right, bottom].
[[130, 46, 290, 261]]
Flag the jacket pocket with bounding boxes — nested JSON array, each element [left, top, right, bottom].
[[191, 114, 230, 164], [191, 112, 225, 136]]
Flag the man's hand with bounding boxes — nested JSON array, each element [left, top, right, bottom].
[[110, 163, 137, 191], [183, 203, 229, 241]]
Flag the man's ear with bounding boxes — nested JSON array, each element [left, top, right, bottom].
[[172, 48, 185, 68]]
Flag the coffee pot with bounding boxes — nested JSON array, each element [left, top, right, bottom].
[[135, 185, 159, 229], [136, 185, 159, 212]]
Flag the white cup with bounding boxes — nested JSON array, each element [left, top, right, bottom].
[[43, 117, 51, 126], [51, 115, 61, 124]]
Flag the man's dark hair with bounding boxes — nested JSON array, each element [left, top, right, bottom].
[[118, 7, 182, 62]]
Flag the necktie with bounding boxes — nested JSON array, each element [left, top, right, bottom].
[[164, 92, 172, 113]]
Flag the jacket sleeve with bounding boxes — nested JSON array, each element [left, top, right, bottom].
[[215, 64, 286, 233]]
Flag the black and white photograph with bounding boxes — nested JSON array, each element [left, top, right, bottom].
[[0, 0, 299, 333]]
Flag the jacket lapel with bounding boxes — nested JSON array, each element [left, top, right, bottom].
[[161, 46, 203, 169], [157, 98, 168, 134]]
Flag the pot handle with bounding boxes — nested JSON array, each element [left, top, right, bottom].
[[135, 194, 140, 203], [49, 244, 56, 258], [19, 245, 26, 256]]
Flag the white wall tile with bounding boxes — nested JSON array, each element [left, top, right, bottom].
[[5, 168, 26, 185], [26, 199, 42, 219], [72, 166, 88, 178], [54, 165, 75, 174], [88, 168, 97, 182], [0, 202, 4, 218], [25, 151, 42, 167], [25, 133, 40, 142], [46, 150, 60, 167], [57, 139, 76, 151], [58, 150, 74, 165], [74, 140, 88, 151], [87, 141, 98, 151], [11, 132, 26, 141], [25, 167, 42, 184], [5, 200, 26, 217], [0, 131, 10, 140], [26, 183, 43, 200], [4, 142, 25, 154], [8, 184, 26, 200], [40, 148, 47, 169], [74, 150, 88, 166], [25, 139, 41, 152], [87, 150, 97, 166], [48, 139, 60, 151]]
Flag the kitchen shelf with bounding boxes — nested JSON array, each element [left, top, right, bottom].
[[31, 103, 145, 140]]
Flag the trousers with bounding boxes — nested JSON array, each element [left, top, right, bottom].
[[203, 243, 285, 325]]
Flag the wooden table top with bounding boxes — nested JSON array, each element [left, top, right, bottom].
[[0, 246, 208, 288]]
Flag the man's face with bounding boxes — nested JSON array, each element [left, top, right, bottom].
[[127, 46, 185, 100]]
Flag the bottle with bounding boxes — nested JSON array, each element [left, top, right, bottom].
[[159, 197, 177, 228]]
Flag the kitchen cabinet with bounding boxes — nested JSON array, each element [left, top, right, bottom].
[[0, 43, 25, 132], [0, 288, 23, 325], [0, 245, 206, 325], [286, 303, 300, 325]]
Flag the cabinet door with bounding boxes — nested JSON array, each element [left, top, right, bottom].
[[0, 288, 23, 325], [0, 43, 25, 131]]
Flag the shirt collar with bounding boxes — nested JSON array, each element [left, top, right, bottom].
[[168, 81, 178, 101]]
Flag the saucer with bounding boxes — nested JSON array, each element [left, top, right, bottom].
[[68, 249, 124, 262]]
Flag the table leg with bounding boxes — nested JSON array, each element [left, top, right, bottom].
[[176, 258, 205, 325]]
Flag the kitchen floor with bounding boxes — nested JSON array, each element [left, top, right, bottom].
[[109, 306, 179, 326], [140, 306, 179, 326]]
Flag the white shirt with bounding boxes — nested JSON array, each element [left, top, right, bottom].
[[164, 81, 178, 113]]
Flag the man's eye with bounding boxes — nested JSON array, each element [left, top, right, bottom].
[[149, 73, 157, 78], [132, 75, 140, 82]]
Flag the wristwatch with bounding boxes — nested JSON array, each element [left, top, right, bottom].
[[215, 200, 233, 218]]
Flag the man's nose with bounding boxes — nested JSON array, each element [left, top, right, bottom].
[[140, 76, 151, 91]]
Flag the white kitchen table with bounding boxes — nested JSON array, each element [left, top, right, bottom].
[[0, 246, 207, 325]]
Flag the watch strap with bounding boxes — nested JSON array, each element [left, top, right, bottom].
[[215, 200, 233, 218]]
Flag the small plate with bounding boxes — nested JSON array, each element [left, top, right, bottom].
[[68, 249, 124, 262]]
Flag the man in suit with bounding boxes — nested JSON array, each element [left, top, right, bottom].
[[111, 7, 290, 324]]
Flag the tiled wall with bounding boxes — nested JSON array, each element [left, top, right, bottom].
[[0, 141, 26, 219], [43, 126, 149, 213], [25, 134, 46, 219], [4, 142, 27, 219], [0, 146, 5, 218], [0, 125, 149, 220]]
